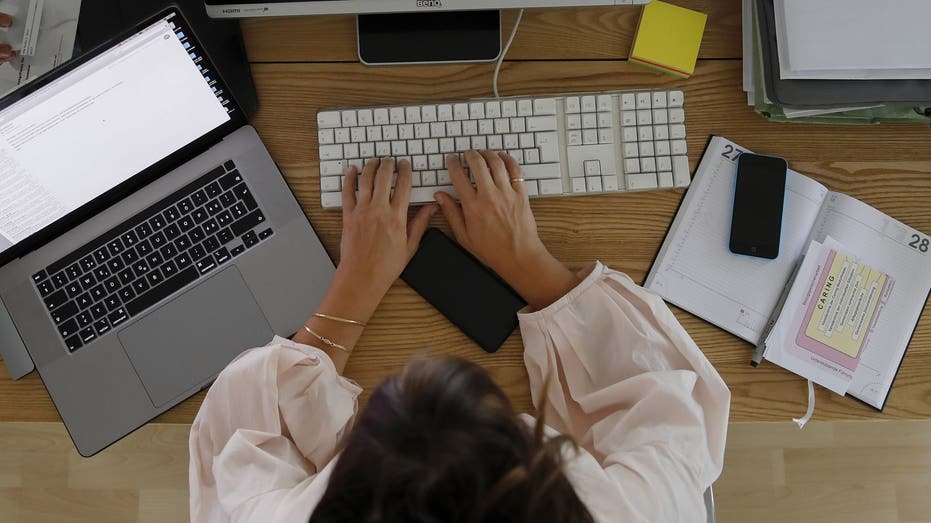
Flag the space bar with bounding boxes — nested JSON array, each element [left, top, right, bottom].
[[126, 266, 200, 317]]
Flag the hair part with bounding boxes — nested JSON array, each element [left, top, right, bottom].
[[309, 357, 595, 523]]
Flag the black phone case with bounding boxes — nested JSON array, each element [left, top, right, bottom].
[[401, 229, 526, 353]]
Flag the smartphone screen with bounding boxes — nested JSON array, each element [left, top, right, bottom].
[[401, 229, 526, 353], [729, 153, 788, 259]]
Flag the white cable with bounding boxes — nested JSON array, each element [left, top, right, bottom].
[[493, 9, 525, 99], [792, 380, 816, 429]]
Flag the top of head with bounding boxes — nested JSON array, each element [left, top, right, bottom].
[[205, 0, 650, 18]]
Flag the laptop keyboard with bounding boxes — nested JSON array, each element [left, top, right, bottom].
[[31, 161, 275, 353]]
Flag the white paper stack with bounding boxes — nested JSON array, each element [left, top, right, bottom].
[[774, 0, 931, 81]]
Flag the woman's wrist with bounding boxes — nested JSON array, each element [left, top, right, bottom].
[[498, 250, 580, 311]]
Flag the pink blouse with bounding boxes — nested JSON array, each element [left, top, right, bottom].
[[189, 262, 731, 522]]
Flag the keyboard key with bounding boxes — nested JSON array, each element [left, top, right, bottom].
[[51, 272, 68, 289], [191, 190, 208, 207], [174, 235, 192, 252], [108, 308, 129, 327], [219, 170, 243, 191], [80, 255, 96, 272], [104, 278, 120, 297], [51, 301, 79, 324], [189, 227, 206, 244], [119, 288, 136, 302], [203, 236, 221, 253], [116, 267, 134, 286], [65, 264, 81, 280], [94, 318, 111, 336], [79, 273, 96, 288], [107, 257, 125, 273], [32, 270, 48, 284], [150, 213, 167, 231], [164, 224, 181, 241], [161, 243, 179, 260], [132, 261, 149, 276], [80, 327, 97, 345], [163, 206, 180, 223], [65, 282, 82, 298], [258, 228, 274, 240], [178, 216, 195, 232], [230, 210, 266, 237], [90, 284, 107, 302], [147, 269, 164, 287], [90, 303, 107, 320], [76, 293, 93, 309], [190, 245, 208, 261], [65, 334, 83, 352], [213, 248, 232, 265], [161, 260, 178, 278], [146, 252, 164, 268], [132, 278, 150, 295], [231, 245, 245, 257], [137, 240, 154, 256], [135, 222, 153, 239], [197, 257, 217, 275], [191, 208, 208, 224], [205, 200, 223, 216], [175, 252, 193, 269], [93, 266, 111, 281], [205, 182, 222, 199], [36, 280, 55, 297], [104, 296, 122, 312], [43, 289, 68, 311], [203, 219, 220, 236], [242, 231, 259, 248], [76, 311, 93, 328], [177, 198, 194, 215]]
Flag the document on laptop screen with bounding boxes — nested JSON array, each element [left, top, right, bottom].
[[0, 16, 230, 255]]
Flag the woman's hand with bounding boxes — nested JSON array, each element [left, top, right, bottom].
[[0, 13, 16, 64], [434, 150, 579, 310], [294, 158, 437, 372], [330, 157, 438, 321]]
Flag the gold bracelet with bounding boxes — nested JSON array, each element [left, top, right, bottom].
[[303, 325, 351, 353], [313, 312, 367, 327]]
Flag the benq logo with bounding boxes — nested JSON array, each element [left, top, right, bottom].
[[417, 0, 442, 8]]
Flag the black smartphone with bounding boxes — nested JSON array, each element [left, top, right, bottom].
[[401, 229, 527, 353], [729, 153, 788, 259]]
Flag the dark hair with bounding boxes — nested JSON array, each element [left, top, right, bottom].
[[309, 357, 595, 523]]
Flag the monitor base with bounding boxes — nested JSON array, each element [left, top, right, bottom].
[[357, 11, 502, 66]]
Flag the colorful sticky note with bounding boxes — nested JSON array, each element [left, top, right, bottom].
[[630, 1, 707, 79]]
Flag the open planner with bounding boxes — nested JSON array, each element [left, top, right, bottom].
[[645, 136, 931, 410]]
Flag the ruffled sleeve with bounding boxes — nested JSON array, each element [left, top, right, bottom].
[[519, 263, 731, 522], [189, 336, 361, 523]]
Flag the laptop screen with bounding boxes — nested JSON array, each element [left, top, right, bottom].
[[0, 13, 232, 259]]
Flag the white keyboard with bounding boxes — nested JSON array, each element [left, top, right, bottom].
[[315, 89, 690, 208]]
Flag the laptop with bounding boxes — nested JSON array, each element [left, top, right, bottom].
[[0, 6, 335, 456]]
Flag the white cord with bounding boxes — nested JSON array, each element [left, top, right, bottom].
[[493, 9, 525, 99], [792, 380, 816, 429]]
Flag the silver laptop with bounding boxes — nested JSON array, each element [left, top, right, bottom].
[[0, 8, 335, 456]]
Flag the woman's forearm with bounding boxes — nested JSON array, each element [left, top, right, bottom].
[[292, 268, 386, 374]]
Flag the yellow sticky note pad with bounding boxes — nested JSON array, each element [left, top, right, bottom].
[[630, 1, 707, 79]]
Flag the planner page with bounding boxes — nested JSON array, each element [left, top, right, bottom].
[[645, 136, 828, 344]]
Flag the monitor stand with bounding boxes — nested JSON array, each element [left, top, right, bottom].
[[357, 11, 502, 66]]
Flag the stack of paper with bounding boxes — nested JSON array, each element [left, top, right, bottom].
[[775, 0, 931, 81], [741, 0, 931, 124]]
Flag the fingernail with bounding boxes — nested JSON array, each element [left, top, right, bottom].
[[0, 49, 11, 59], [0, 14, 12, 28], [434, 193, 444, 204]]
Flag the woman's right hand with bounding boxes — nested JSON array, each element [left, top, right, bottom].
[[433, 150, 579, 310]]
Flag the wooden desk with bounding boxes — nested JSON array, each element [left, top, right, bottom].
[[1, 1, 929, 426]]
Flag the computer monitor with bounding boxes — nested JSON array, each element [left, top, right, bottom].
[[205, 1, 650, 65]]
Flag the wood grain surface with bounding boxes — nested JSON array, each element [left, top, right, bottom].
[[1, 1, 929, 427]]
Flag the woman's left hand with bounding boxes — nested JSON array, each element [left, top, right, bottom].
[[331, 157, 438, 319]]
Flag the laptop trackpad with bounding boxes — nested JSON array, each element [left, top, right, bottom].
[[119, 267, 274, 407]]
